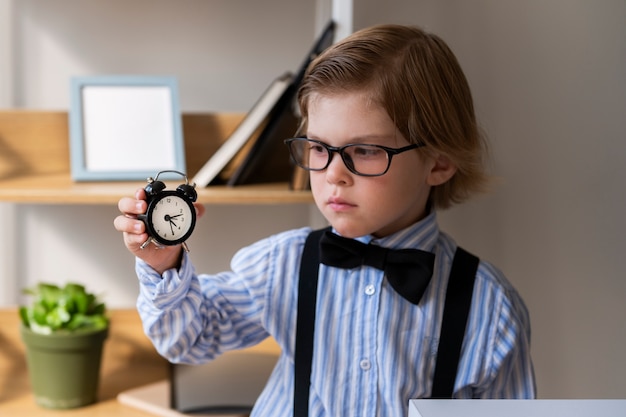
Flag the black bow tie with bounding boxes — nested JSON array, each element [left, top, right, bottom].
[[319, 231, 435, 305]]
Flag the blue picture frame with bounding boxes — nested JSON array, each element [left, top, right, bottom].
[[69, 75, 185, 181]]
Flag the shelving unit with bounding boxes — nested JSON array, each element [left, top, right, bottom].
[[0, 111, 313, 205]]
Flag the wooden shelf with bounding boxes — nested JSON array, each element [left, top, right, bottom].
[[0, 174, 312, 205], [0, 111, 312, 205], [0, 309, 166, 415], [0, 308, 281, 415]]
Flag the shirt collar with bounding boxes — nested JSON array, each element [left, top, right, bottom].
[[373, 211, 439, 253], [332, 211, 440, 253]]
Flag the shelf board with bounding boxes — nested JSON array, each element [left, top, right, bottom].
[[0, 111, 312, 205], [0, 173, 313, 205]]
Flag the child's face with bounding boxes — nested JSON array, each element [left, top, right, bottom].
[[306, 91, 439, 238]]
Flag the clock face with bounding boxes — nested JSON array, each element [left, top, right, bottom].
[[147, 191, 196, 245]]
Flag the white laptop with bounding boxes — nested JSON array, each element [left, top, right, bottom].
[[408, 399, 626, 417]]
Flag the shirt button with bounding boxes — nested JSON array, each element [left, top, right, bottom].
[[360, 359, 371, 371], [365, 284, 376, 296]]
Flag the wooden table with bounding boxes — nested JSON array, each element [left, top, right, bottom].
[[0, 309, 169, 416]]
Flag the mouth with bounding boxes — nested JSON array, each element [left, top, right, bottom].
[[327, 197, 356, 212]]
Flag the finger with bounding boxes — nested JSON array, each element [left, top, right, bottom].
[[124, 231, 148, 247], [135, 188, 147, 200], [113, 214, 145, 234], [123, 232, 151, 255], [118, 196, 147, 216], [194, 203, 206, 219]]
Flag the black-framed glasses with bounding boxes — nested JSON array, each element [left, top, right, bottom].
[[284, 137, 424, 177]]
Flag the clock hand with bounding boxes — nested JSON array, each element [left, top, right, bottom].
[[163, 215, 176, 234]]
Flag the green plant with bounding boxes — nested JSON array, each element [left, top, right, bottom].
[[19, 282, 108, 335]]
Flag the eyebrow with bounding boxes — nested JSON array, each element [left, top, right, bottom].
[[305, 132, 399, 145]]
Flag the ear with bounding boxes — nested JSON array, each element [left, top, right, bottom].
[[426, 154, 457, 186]]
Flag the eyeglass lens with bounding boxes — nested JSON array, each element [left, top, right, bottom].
[[288, 138, 391, 176]]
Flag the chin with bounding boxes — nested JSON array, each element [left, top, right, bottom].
[[328, 222, 369, 239], [323, 211, 373, 238]]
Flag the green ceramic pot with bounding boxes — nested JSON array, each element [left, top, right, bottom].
[[20, 325, 108, 409]]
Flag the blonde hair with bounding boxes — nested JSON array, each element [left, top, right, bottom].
[[297, 24, 489, 209]]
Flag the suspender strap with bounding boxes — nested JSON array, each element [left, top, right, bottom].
[[430, 247, 479, 398], [293, 228, 326, 417]]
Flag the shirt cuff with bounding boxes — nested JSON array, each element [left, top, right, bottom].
[[135, 252, 194, 310]]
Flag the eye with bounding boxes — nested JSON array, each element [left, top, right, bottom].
[[350, 145, 385, 158], [309, 143, 326, 154]]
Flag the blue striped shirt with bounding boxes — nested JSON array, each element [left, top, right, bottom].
[[136, 212, 536, 416]]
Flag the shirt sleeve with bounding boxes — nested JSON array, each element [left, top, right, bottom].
[[456, 276, 536, 399], [134, 238, 277, 364]]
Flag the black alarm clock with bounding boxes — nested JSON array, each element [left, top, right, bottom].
[[138, 170, 197, 252]]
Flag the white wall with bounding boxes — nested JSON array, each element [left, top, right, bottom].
[[2, 0, 625, 401], [0, 0, 322, 305], [353, 0, 626, 399], [9, 0, 319, 111]]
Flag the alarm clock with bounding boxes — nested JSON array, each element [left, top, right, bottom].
[[138, 170, 197, 252]]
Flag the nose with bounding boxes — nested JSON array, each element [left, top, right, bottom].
[[324, 150, 352, 184]]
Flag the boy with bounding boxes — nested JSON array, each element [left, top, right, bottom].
[[115, 24, 535, 416]]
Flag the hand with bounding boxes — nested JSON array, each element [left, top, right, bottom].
[[113, 188, 206, 274]]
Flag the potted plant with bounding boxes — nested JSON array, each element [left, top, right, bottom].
[[19, 282, 109, 409]]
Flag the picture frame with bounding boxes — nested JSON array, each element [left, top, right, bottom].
[[69, 75, 185, 181]]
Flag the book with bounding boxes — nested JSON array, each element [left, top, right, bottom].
[[224, 84, 299, 186], [191, 72, 293, 187], [225, 21, 335, 188]]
